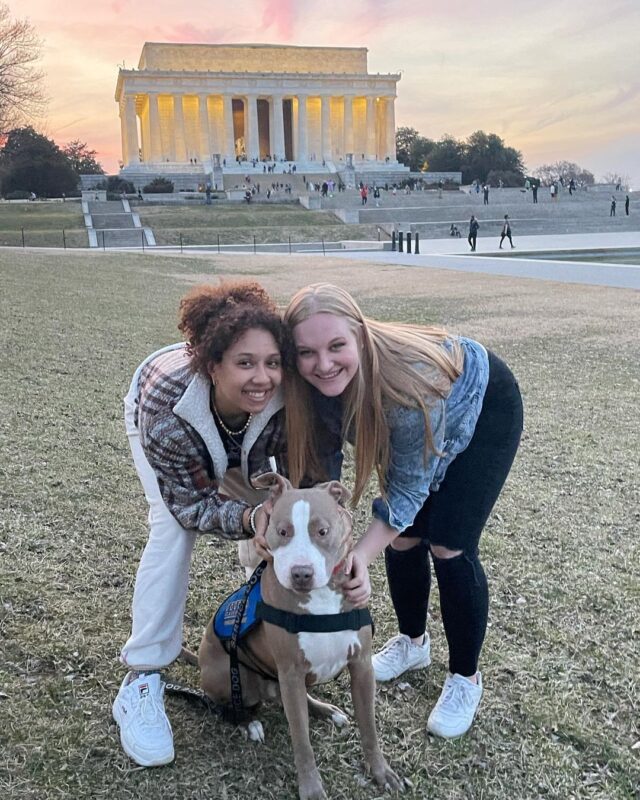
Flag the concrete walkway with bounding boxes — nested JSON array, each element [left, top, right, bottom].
[[328, 232, 640, 289]]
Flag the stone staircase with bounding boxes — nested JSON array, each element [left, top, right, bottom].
[[83, 199, 155, 248]]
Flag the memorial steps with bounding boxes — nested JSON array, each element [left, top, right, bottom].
[[83, 198, 155, 249]]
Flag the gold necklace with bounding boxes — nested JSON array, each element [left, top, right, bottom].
[[212, 400, 252, 437]]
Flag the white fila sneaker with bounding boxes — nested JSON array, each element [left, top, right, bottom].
[[112, 672, 174, 766]]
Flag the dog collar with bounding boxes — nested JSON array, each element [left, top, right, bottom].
[[256, 600, 373, 634]]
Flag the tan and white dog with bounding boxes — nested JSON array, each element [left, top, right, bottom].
[[198, 474, 402, 800]]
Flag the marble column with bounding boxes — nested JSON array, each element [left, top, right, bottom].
[[271, 95, 285, 162], [385, 97, 396, 160], [173, 95, 187, 163], [122, 94, 139, 166], [366, 95, 377, 160], [343, 96, 354, 155], [223, 95, 235, 162], [297, 94, 308, 161], [246, 94, 260, 160], [321, 95, 332, 161], [198, 94, 211, 161], [147, 93, 162, 162]]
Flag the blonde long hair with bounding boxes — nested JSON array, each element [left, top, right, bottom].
[[284, 284, 464, 506]]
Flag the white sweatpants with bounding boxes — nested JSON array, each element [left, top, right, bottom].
[[120, 373, 197, 670], [119, 347, 264, 670]]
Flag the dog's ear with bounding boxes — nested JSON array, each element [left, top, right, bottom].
[[251, 471, 292, 500], [315, 480, 352, 507]]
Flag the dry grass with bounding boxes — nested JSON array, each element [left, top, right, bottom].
[[1, 248, 639, 799], [0, 203, 87, 248], [135, 203, 384, 246]]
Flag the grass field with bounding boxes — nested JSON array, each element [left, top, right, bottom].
[[1, 248, 639, 799], [0, 201, 382, 249], [0, 202, 87, 248], [134, 203, 386, 246]]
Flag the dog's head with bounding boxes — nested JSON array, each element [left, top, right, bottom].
[[252, 473, 352, 593]]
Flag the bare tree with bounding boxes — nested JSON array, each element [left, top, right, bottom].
[[0, 3, 46, 134], [602, 172, 630, 189], [533, 161, 595, 186]]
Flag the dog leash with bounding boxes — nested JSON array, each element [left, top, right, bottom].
[[228, 560, 268, 723], [164, 682, 225, 716]]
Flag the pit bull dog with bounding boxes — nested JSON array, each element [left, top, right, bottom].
[[198, 474, 402, 800]]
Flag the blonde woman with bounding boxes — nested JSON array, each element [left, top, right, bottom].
[[280, 283, 523, 739]]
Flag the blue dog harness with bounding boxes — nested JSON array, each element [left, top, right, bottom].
[[214, 579, 264, 641]]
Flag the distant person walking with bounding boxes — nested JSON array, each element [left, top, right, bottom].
[[468, 215, 479, 251], [499, 215, 515, 249], [610, 195, 617, 217], [625, 195, 630, 215], [483, 184, 490, 205], [550, 183, 557, 201], [532, 184, 538, 204]]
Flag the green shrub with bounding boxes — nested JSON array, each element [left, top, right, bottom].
[[486, 170, 525, 188], [107, 176, 135, 194], [143, 177, 174, 194], [4, 190, 32, 200]]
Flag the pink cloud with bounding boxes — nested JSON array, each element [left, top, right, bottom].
[[260, 0, 297, 40], [16, 0, 640, 186]]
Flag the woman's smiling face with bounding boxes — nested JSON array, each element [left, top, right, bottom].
[[292, 312, 360, 397], [208, 327, 282, 416]]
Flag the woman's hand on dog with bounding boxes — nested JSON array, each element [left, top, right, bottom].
[[342, 551, 371, 607], [252, 503, 273, 561]]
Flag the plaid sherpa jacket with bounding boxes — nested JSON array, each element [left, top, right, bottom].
[[134, 344, 286, 539]]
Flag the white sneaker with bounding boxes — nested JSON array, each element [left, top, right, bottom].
[[427, 672, 483, 738], [372, 633, 431, 681], [112, 672, 174, 766]]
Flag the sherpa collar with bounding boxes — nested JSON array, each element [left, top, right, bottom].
[[173, 372, 283, 482]]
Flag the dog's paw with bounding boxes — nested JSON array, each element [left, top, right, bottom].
[[369, 758, 404, 793], [246, 720, 265, 743], [379, 768, 405, 793], [330, 708, 349, 728]]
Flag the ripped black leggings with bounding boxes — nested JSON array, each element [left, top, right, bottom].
[[384, 350, 523, 675]]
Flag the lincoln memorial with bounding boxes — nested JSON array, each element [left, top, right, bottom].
[[115, 43, 401, 173]]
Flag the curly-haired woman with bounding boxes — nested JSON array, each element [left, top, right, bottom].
[[113, 281, 286, 767]]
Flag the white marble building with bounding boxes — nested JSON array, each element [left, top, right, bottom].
[[115, 43, 401, 172]]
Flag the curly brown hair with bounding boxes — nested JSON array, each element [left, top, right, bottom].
[[178, 281, 285, 374]]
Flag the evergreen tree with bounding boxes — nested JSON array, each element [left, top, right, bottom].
[[0, 127, 78, 197]]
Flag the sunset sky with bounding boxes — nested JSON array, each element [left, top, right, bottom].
[[17, 0, 640, 187]]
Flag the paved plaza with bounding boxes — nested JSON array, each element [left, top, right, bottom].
[[328, 231, 640, 289]]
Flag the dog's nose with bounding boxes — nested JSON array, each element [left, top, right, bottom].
[[291, 564, 314, 591]]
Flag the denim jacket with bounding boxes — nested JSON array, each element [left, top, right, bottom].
[[311, 337, 490, 533]]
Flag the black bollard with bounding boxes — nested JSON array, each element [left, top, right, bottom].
[[414, 232, 420, 254], [391, 230, 396, 251], [407, 232, 412, 254], [398, 231, 404, 253]]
